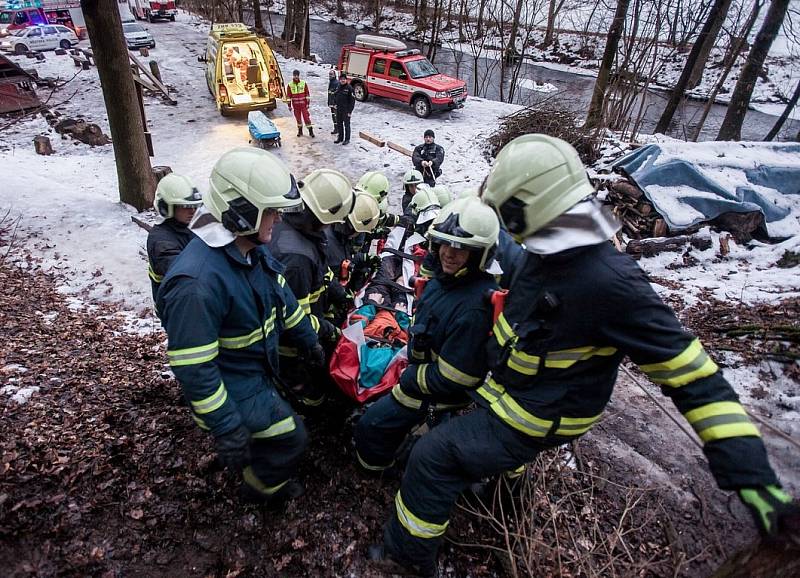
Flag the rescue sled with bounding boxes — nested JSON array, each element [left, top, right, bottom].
[[248, 110, 281, 148], [329, 227, 428, 404]]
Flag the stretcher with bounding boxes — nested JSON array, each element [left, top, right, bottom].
[[329, 227, 427, 404], [248, 110, 281, 148]]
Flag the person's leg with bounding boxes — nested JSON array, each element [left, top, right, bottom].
[[355, 394, 427, 472], [302, 106, 314, 137], [293, 105, 303, 136], [330, 106, 338, 134], [241, 388, 308, 500], [335, 110, 344, 142], [343, 114, 351, 143], [380, 409, 551, 575]]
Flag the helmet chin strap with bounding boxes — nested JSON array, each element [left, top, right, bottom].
[[243, 232, 264, 246]]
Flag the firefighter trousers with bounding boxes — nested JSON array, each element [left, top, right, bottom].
[[355, 391, 469, 471], [382, 407, 556, 574], [237, 387, 308, 498]]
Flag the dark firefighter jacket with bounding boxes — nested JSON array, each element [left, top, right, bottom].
[[268, 218, 334, 339], [327, 77, 338, 107], [477, 241, 778, 490], [393, 268, 498, 410], [146, 218, 195, 303], [412, 142, 444, 178], [334, 83, 356, 114], [156, 239, 317, 437]]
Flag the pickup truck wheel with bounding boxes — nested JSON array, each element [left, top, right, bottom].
[[14, 44, 28, 55], [148, 13, 155, 23], [169, 15, 175, 21], [412, 96, 431, 118], [352, 82, 368, 102]]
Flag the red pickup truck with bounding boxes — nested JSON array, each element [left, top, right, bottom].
[[338, 35, 467, 118]]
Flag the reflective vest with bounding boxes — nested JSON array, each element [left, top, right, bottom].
[[287, 80, 309, 105]]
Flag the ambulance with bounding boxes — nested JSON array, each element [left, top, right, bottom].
[[205, 23, 284, 116]]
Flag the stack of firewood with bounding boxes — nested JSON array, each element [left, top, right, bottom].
[[605, 180, 668, 239]]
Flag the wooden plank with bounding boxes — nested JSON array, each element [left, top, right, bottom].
[[128, 52, 177, 105], [132, 74, 158, 93], [131, 215, 153, 232], [387, 140, 413, 157], [358, 131, 385, 147]]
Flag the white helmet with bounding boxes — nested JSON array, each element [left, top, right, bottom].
[[403, 169, 424, 187], [428, 196, 499, 271], [348, 193, 381, 233], [154, 173, 202, 218], [207, 147, 302, 235], [409, 183, 440, 214], [432, 184, 452, 209], [299, 168, 355, 225]]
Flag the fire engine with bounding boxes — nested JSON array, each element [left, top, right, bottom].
[[338, 34, 467, 118], [128, 0, 175, 23]]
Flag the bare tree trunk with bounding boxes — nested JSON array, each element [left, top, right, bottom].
[[81, 0, 154, 211], [585, 0, 631, 128], [687, 0, 733, 89], [506, 0, 524, 63], [476, 0, 486, 39], [692, 0, 762, 141], [374, 0, 381, 32], [543, 0, 565, 47], [764, 79, 800, 141], [446, 0, 453, 29], [654, 0, 732, 135], [457, 0, 465, 42], [718, 0, 790, 140], [236, 0, 243, 23], [298, 0, 310, 58], [417, 0, 428, 33], [251, 0, 263, 33], [282, 0, 294, 41]]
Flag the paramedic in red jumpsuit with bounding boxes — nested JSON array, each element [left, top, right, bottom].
[[286, 69, 314, 138]]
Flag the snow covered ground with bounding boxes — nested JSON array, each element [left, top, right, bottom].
[[0, 9, 797, 490]]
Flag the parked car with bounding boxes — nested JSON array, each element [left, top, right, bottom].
[[0, 24, 79, 54], [122, 22, 155, 49], [128, 0, 176, 23], [338, 34, 467, 118], [0, 7, 48, 37], [205, 23, 284, 116]]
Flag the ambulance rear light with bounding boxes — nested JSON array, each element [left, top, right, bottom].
[[218, 84, 228, 103]]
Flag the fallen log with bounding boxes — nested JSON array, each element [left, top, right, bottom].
[[626, 235, 713, 259]]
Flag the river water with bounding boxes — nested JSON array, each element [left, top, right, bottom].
[[251, 11, 798, 142]]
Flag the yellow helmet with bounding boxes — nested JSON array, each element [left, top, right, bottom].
[[154, 173, 202, 218], [348, 193, 381, 233], [299, 168, 355, 225], [428, 197, 499, 271]]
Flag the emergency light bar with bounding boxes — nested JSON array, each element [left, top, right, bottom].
[[394, 49, 421, 58]]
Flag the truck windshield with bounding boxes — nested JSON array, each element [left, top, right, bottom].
[[405, 58, 438, 79], [0, 12, 11, 24]]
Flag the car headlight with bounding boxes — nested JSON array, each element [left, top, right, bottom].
[[435, 91, 447, 99]]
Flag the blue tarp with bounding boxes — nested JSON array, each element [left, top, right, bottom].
[[612, 144, 800, 238], [248, 111, 280, 140]]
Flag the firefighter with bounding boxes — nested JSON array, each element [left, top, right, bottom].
[[268, 168, 355, 407], [327, 68, 338, 135], [431, 184, 452, 209], [146, 173, 203, 305], [157, 148, 322, 505], [287, 69, 314, 138], [370, 134, 798, 576], [412, 129, 445, 187], [333, 72, 356, 145], [325, 192, 382, 323], [401, 169, 424, 213], [355, 196, 499, 474], [355, 171, 400, 231]]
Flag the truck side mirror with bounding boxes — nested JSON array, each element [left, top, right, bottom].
[[399, 72, 408, 80]]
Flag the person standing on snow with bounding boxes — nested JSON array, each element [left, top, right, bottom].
[[327, 68, 339, 135], [368, 134, 799, 577], [157, 148, 323, 506], [268, 168, 355, 407], [333, 72, 355, 145], [287, 69, 314, 138], [412, 129, 444, 187], [355, 197, 499, 474], [146, 173, 203, 306]]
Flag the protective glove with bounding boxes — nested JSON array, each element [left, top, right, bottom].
[[739, 485, 800, 537], [380, 213, 400, 228], [303, 342, 326, 369], [214, 424, 251, 471], [319, 319, 342, 343]]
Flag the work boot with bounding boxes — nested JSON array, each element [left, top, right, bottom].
[[333, 137, 343, 144], [297, 126, 303, 137], [240, 480, 305, 510], [368, 544, 437, 577], [342, 139, 349, 145], [331, 128, 338, 135], [308, 126, 315, 138]]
